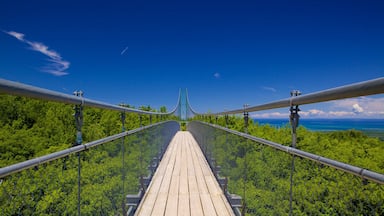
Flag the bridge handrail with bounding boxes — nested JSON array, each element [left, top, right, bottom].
[[0, 121, 174, 179], [208, 77, 384, 115], [195, 121, 384, 184], [0, 78, 178, 115]]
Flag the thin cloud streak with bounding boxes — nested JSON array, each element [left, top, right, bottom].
[[261, 86, 277, 92], [121, 46, 128, 55], [4, 30, 70, 76]]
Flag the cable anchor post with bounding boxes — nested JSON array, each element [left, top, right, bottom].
[[73, 90, 84, 146], [288, 90, 301, 216], [243, 104, 249, 134], [289, 90, 301, 148], [73, 90, 84, 216], [119, 104, 127, 213]]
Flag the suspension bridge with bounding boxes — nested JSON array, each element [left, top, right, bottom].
[[0, 77, 383, 215]]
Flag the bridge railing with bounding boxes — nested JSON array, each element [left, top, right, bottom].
[[0, 78, 179, 116], [189, 77, 384, 215], [188, 121, 384, 215], [0, 78, 181, 215], [0, 120, 179, 215]]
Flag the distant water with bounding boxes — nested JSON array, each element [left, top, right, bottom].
[[254, 118, 384, 131], [253, 118, 384, 139]]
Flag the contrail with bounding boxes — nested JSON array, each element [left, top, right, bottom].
[[121, 46, 128, 55]]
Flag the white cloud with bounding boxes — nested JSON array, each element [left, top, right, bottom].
[[352, 103, 364, 114], [300, 109, 326, 117], [27, 41, 61, 59], [328, 111, 354, 117], [6, 31, 25, 41], [252, 112, 289, 119], [332, 97, 383, 116], [250, 96, 384, 119], [214, 72, 220, 78], [4, 30, 69, 76], [261, 86, 277, 92]]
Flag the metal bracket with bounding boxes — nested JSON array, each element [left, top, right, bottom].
[[121, 112, 126, 132], [73, 91, 84, 146], [243, 104, 249, 133], [289, 90, 301, 147]]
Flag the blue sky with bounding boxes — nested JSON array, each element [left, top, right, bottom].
[[1, 0, 383, 118]]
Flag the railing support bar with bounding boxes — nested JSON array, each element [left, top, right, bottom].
[[120, 110, 126, 214], [289, 90, 301, 216], [73, 90, 84, 216]]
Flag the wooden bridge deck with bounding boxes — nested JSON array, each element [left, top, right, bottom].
[[135, 131, 234, 216]]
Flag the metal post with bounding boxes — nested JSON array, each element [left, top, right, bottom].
[[243, 104, 249, 134], [120, 110, 126, 214], [138, 115, 144, 192], [73, 90, 83, 216], [215, 116, 218, 125], [242, 104, 249, 216], [289, 90, 301, 216]]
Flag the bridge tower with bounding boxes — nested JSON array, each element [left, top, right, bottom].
[[176, 88, 195, 120], [177, 88, 187, 120]]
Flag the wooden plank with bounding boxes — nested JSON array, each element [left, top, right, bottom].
[[172, 134, 182, 177], [200, 194, 217, 216], [189, 194, 204, 216], [135, 192, 157, 215], [168, 175, 179, 195], [188, 175, 199, 195], [164, 194, 178, 216], [205, 175, 221, 195], [189, 138, 209, 194], [151, 194, 167, 216], [136, 131, 235, 216], [186, 137, 195, 177], [179, 133, 189, 195], [178, 194, 190, 216], [152, 154, 176, 214], [211, 195, 232, 216], [135, 132, 179, 215], [222, 194, 235, 215]]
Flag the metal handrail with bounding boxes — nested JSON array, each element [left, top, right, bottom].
[[195, 121, 384, 184], [0, 78, 178, 115], [0, 121, 176, 178], [208, 77, 384, 115]]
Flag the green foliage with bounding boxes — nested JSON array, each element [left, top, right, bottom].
[[190, 116, 384, 215], [0, 95, 178, 215]]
